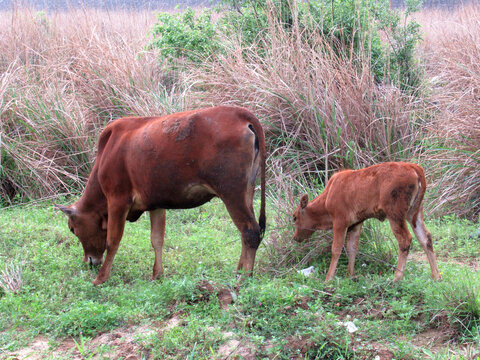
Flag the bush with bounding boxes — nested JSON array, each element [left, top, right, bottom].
[[149, 8, 221, 64], [150, 0, 423, 90]]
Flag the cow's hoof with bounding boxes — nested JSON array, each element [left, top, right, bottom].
[[92, 277, 105, 286], [151, 273, 164, 281]]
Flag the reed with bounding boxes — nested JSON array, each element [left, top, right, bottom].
[[0, 8, 191, 202]]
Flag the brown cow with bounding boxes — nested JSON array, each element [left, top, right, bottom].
[[292, 162, 441, 282], [57, 106, 266, 285]]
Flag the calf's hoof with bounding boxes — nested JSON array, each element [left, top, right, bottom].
[[92, 276, 107, 286]]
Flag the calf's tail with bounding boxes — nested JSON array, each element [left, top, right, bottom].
[[241, 109, 266, 239]]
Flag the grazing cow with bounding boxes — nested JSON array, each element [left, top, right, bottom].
[[292, 162, 441, 282], [57, 106, 266, 285]]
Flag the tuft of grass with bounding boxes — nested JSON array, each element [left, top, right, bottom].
[[0, 260, 24, 295], [439, 272, 480, 339]]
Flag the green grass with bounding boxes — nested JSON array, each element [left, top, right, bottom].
[[0, 199, 479, 359]]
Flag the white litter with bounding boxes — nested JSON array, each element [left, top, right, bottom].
[[298, 266, 316, 277], [338, 321, 358, 333]]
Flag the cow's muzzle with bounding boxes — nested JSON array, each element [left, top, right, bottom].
[[88, 256, 104, 266]]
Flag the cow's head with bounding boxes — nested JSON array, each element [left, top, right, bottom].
[[57, 204, 107, 266], [292, 194, 316, 242]]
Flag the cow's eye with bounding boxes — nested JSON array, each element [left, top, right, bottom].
[[69, 227, 75, 234], [293, 216, 297, 222]]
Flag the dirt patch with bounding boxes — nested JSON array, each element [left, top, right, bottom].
[[409, 251, 480, 271], [410, 327, 454, 354], [217, 332, 256, 360], [196, 279, 236, 310], [7, 336, 51, 360], [86, 324, 158, 359], [284, 334, 316, 358], [5, 319, 177, 360], [376, 349, 395, 360]]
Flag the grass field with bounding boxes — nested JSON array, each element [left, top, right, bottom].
[[0, 1, 479, 359], [0, 199, 479, 359]]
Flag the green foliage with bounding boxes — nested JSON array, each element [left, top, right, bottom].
[[305, 0, 387, 79], [375, 0, 424, 90], [423, 215, 479, 259], [149, 8, 221, 64], [149, 0, 423, 90]]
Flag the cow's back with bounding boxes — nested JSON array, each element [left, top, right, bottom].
[[95, 106, 262, 212]]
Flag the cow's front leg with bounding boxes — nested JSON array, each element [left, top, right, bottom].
[[150, 209, 166, 280], [93, 203, 128, 286]]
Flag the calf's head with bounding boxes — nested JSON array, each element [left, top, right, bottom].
[[57, 205, 107, 266], [292, 194, 316, 242], [292, 193, 333, 242]]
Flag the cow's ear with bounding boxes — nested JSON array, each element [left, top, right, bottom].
[[56, 204, 76, 217], [300, 194, 309, 209], [101, 215, 108, 231]]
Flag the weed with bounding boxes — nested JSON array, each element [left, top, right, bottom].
[[439, 272, 480, 339], [0, 260, 24, 295]]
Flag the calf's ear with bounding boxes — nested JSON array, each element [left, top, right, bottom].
[[56, 204, 77, 217], [300, 194, 309, 209]]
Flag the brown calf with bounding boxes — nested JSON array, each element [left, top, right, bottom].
[[292, 162, 441, 282], [57, 106, 266, 285]]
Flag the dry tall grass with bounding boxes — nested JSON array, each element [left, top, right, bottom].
[[0, 5, 478, 221], [0, 9, 192, 202], [417, 5, 480, 217]]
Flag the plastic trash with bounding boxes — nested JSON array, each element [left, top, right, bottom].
[[298, 266, 316, 277]]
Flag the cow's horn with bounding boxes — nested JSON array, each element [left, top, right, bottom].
[[56, 204, 77, 217]]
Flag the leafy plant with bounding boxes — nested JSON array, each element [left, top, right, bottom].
[[149, 8, 221, 64]]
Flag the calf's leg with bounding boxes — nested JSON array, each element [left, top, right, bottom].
[[346, 223, 362, 277], [388, 219, 412, 282], [409, 208, 442, 280], [150, 209, 166, 280]]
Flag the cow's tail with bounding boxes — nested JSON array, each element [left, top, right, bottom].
[[409, 163, 427, 228], [241, 108, 266, 239]]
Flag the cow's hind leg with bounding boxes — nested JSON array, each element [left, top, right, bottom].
[[150, 209, 166, 280], [346, 223, 362, 277], [94, 202, 129, 286], [388, 219, 412, 282], [409, 208, 441, 280], [222, 197, 261, 276]]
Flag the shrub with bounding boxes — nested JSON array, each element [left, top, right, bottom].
[[150, 0, 423, 90], [149, 8, 221, 64]]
